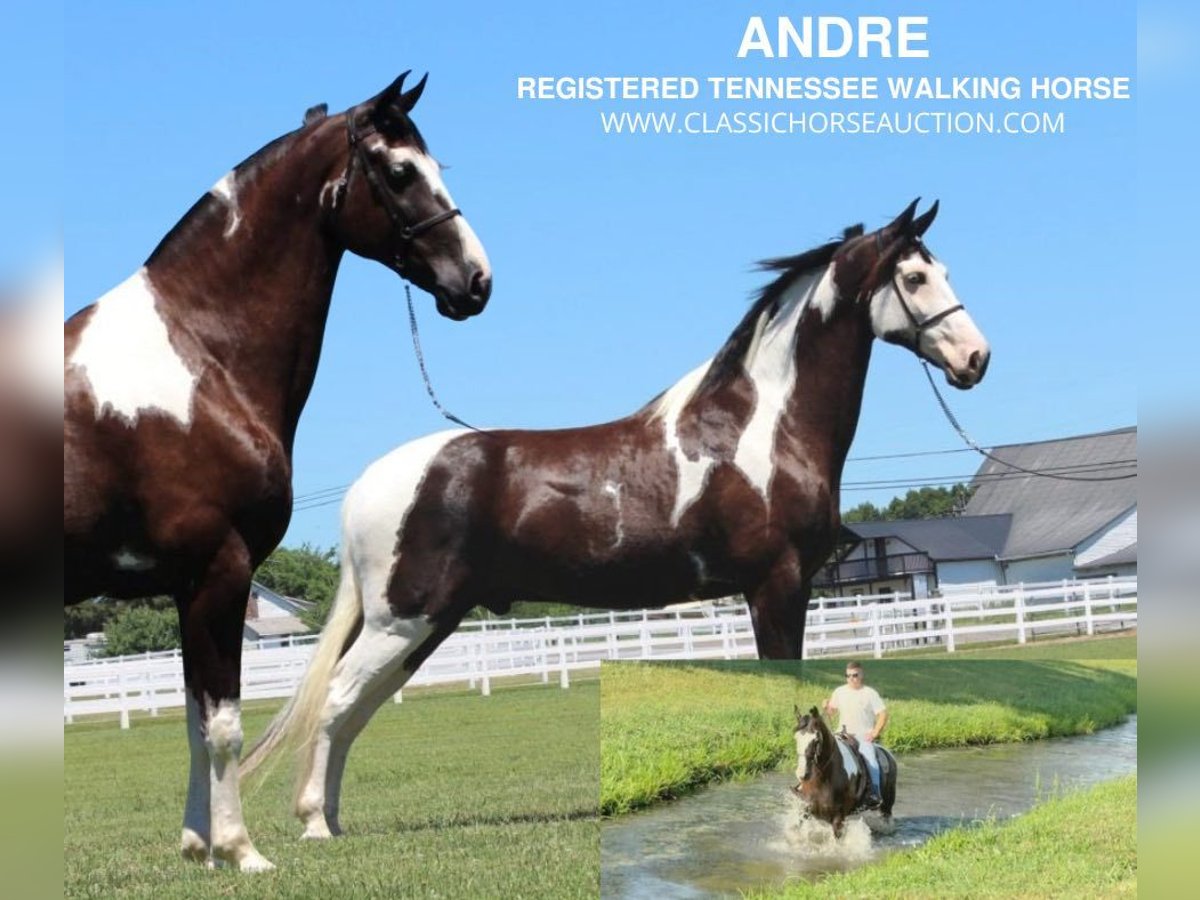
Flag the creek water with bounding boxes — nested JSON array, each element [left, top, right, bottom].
[[601, 715, 1136, 898]]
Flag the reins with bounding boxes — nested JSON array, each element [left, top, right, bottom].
[[920, 361, 1136, 482], [330, 110, 482, 433], [405, 284, 484, 433]]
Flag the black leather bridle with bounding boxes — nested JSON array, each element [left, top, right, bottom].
[[330, 112, 462, 271]]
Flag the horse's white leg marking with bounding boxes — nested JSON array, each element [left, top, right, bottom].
[[210, 171, 242, 238], [181, 694, 212, 863], [652, 360, 717, 525], [68, 269, 198, 427], [112, 547, 156, 571], [296, 619, 433, 839], [205, 698, 274, 871], [733, 267, 838, 503], [296, 429, 461, 838], [321, 661, 417, 835], [604, 481, 625, 547]]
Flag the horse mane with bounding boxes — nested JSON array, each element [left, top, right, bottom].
[[143, 103, 429, 268], [692, 224, 864, 397]]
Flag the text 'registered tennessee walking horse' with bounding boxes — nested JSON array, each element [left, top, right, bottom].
[[241, 200, 987, 841], [792, 706, 896, 837], [63, 73, 492, 871]]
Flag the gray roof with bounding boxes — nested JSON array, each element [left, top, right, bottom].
[[1075, 542, 1137, 571], [846, 515, 1012, 561], [963, 427, 1137, 559], [244, 615, 310, 638]]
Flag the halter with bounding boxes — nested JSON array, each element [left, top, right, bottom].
[[870, 233, 965, 359], [331, 112, 463, 271]]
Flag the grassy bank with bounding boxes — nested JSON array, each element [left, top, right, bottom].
[[65, 683, 599, 899], [754, 775, 1137, 898], [600, 660, 1135, 815]]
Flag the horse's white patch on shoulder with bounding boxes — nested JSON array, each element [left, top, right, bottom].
[[835, 740, 861, 778], [734, 267, 833, 503], [69, 269, 198, 427], [211, 171, 242, 238], [652, 359, 718, 525]]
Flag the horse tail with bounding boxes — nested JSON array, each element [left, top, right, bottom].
[[240, 543, 363, 785]]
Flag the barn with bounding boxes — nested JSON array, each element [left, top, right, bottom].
[[817, 426, 1137, 596]]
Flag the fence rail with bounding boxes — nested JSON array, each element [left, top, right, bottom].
[[64, 576, 1136, 728]]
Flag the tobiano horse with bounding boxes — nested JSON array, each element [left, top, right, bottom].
[[64, 73, 492, 871], [792, 706, 897, 836], [240, 199, 987, 841]]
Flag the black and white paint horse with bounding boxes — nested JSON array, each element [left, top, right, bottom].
[[64, 74, 491, 871], [792, 706, 897, 836], [242, 200, 985, 841]]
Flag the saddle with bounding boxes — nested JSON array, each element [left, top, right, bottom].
[[836, 727, 882, 810]]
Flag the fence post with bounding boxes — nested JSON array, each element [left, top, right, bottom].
[[118, 668, 130, 730], [393, 689, 403, 704], [480, 636, 491, 697], [871, 605, 883, 659], [1084, 582, 1095, 636], [468, 640, 478, 691], [1015, 586, 1027, 644], [559, 635, 570, 689], [945, 599, 955, 654]]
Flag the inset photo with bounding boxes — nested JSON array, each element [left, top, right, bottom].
[[600, 658, 1135, 897]]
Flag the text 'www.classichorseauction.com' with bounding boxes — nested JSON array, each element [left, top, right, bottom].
[[515, 75, 1132, 138]]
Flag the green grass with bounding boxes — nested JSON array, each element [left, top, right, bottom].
[[65, 682, 599, 898], [895, 632, 1136, 660], [600, 660, 1135, 815], [751, 775, 1137, 898]]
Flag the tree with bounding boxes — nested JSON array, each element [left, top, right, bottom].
[[254, 543, 340, 630], [102, 604, 181, 656], [843, 483, 976, 523]]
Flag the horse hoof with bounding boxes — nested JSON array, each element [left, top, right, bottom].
[[300, 823, 334, 841], [180, 829, 209, 864], [236, 852, 276, 873]]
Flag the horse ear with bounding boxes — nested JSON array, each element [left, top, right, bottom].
[[303, 103, 328, 126], [809, 705, 820, 717], [370, 71, 411, 118], [876, 198, 920, 246], [397, 73, 429, 114], [912, 199, 939, 237]]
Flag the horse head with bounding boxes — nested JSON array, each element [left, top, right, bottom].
[[793, 705, 829, 781], [319, 72, 492, 321], [836, 198, 990, 389]]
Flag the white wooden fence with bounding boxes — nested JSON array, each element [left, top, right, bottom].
[[64, 576, 1136, 728]]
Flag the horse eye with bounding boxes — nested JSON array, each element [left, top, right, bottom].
[[387, 161, 415, 188], [904, 272, 926, 287]]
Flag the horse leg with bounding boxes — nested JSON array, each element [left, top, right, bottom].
[[319, 656, 426, 836], [178, 534, 273, 872], [294, 618, 434, 839], [747, 554, 809, 659]]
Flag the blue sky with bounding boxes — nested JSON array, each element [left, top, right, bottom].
[[63, 1, 1136, 549]]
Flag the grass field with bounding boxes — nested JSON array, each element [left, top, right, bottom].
[[65, 681, 599, 899], [896, 631, 1136, 660], [600, 659, 1136, 815], [752, 775, 1137, 898]]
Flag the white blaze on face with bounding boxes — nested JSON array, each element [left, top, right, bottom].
[[795, 729, 817, 780], [870, 252, 989, 382], [375, 143, 491, 288], [69, 269, 198, 427], [733, 266, 837, 504], [210, 171, 242, 238]]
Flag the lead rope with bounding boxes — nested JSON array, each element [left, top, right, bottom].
[[405, 284, 484, 432], [920, 360, 1135, 482]]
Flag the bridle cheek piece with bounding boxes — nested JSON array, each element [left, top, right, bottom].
[[330, 113, 462, 272]]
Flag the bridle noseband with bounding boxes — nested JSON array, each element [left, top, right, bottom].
[[330, 113, 462, 270]]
